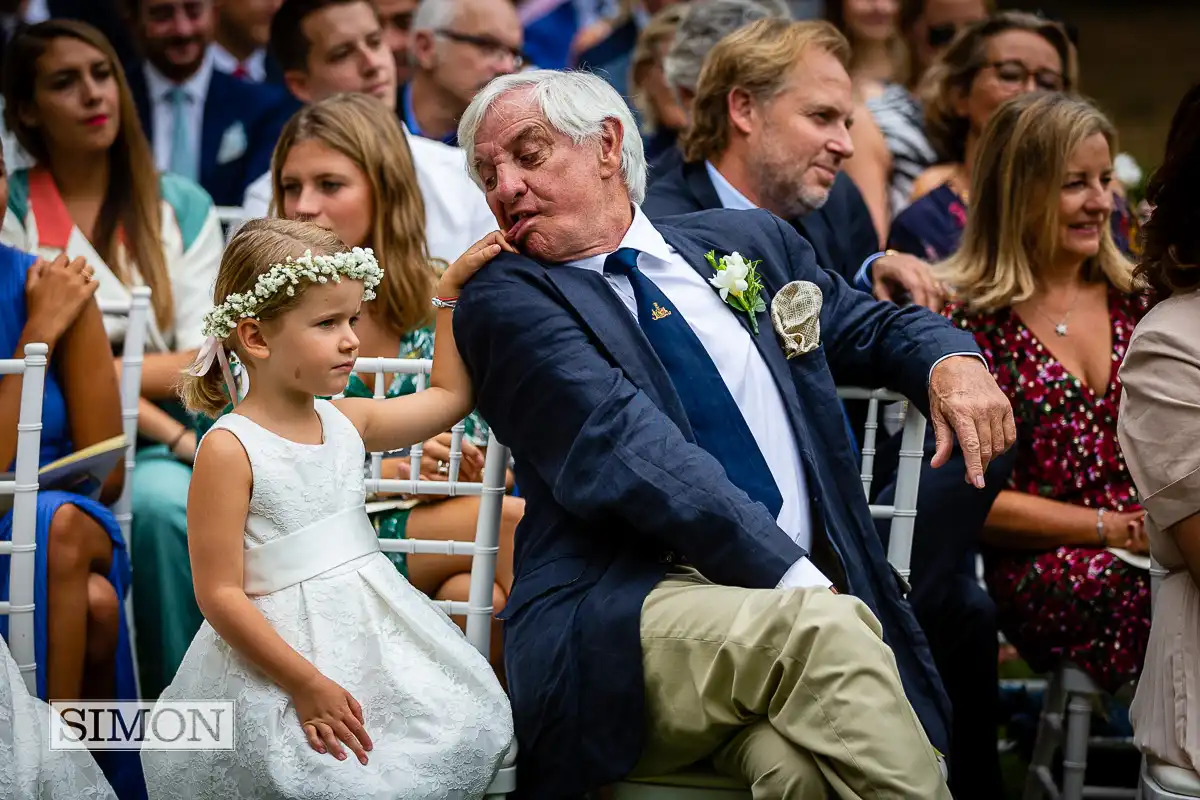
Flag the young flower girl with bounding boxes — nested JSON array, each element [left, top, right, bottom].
[[139, 219, 515, 799]]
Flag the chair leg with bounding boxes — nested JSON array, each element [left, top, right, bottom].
[[1025, 670, 1067, 800], [1061, 693, 1092, 800]]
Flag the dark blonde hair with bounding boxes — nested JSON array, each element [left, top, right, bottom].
[[921, 11, 1075, 163], [681, 18, 850, 164], [3, 20, 175, 332], [178, 219, 346, 417], [936, 92, 1132, 312], [271, 93, 434, 338]]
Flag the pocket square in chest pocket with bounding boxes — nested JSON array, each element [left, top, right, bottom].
[[216, 122, 247, 165], [771, 281, 823, 358]]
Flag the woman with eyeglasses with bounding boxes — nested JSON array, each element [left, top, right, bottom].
[[888, 12, 1136, 264]]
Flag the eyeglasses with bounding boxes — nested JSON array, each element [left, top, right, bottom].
[[983, 59, 1067, 92], [435, 29, 525, 68]]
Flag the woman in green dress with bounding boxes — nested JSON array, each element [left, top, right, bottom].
[[271, 93, 521, 668]]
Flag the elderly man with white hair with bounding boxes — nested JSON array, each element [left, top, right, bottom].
[[451, 68, 1016, 799], [402, 0, 524, 144]]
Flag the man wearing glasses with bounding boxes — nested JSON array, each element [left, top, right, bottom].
[[404, 0, 524, 145]]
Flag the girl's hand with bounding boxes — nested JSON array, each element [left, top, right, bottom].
[[437, 232, 517, 298], [24, 255, 97, 346], [293, 673, 374, 765]]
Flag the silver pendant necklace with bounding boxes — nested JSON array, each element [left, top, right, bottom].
[[1033, 288, 1081, 337]]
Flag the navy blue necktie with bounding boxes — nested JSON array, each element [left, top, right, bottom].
[[605, 248, 784, 517]]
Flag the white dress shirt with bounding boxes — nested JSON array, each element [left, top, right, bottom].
[[566, 206, 831, 590], [242, 124, 497, 265], [144, 50, 215, 178], [210, 43, 267, 83]]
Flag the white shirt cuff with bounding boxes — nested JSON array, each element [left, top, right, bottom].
[[927, 352, 988, 386], [776, 557, 834, 591]]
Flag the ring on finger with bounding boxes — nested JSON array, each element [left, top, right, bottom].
[[437, 460, 448, 475]]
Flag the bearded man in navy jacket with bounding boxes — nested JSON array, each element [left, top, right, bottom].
[[452, 68, 1016, 800]]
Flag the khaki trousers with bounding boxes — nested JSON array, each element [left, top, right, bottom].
[[630, 568, 951, 800]]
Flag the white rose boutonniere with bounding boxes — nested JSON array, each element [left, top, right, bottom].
[[706, 250, 766, 334]]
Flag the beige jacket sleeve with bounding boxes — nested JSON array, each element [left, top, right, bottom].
[[1119, 295, 1200, 530]]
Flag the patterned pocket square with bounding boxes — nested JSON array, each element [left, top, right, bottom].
[[770, 281, 823, 358]]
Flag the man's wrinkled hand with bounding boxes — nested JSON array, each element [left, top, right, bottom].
[[871, 252, 944, 311], [928, 355, 1016, 488]]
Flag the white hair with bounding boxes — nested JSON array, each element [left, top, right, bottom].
[[411, 0, 459, 32], [664, 0, 791, 93], [457, 70, 648, 204]]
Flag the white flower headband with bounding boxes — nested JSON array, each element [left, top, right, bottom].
[[188, 247, 384, 403]]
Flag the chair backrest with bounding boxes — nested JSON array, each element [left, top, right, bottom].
[[0, 343, 49, 694], [351, 357, 510, 658], [836, 387, 927, 581], [215, 206, 250, 244], [98, 288, 152, 548]]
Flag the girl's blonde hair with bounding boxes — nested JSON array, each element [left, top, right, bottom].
[[4, 20, 175, 331], [179, 219, 346, 417], [936, 92, 1133, 312], [270, 93, 435, 338]]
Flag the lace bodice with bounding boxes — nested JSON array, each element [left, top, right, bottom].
[[205, 400, 366, 547]]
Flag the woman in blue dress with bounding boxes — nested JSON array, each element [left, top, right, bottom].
[[0, 154, 142, 796]]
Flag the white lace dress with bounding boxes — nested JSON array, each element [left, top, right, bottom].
[[140, 400, 514, 799], [0, 636, 117, 798]]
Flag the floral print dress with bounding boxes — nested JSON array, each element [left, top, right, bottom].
[[945, 286, 1150, 693], [344, 324, 490, 577]]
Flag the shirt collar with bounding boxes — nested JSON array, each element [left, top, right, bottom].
[[145, 47, 214, 105], [705, 160, 758, 211], [564, 205, 675, 274], [209, 42, 266, 81], [402, 82, 458, 146]]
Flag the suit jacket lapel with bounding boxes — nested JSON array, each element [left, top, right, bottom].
[[129, 66, 154, 143], [682, 160, 723, 212], [791, 213, 841, 277], [199, 79, 226, 184], [657, 225, 807, 432], [545, 265, 693, 436]]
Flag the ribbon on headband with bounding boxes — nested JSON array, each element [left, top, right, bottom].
[[188, 336, 240, 406]]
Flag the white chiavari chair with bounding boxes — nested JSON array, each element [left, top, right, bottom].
[[351, 357, 517, 798], [215, 206, 251, 244], [0, 343, 49, 695], [97, 287, 151, 549], [98, 288, 151, 698], [612, 389, 928, 799]]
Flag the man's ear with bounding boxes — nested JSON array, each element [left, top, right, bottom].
[[727, 86, 758, 137], [410, 29, 438, 69], [283, 70, 313, 104], [597, 117, 624, 182], [235, 318, 271, 363]]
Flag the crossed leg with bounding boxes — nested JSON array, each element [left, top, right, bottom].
[[630, 567, 950, 800]]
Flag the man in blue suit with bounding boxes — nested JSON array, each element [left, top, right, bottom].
[[453, 67, 1016, 799], [647, 17, 1015, 797], [124, 0, 298, 206]]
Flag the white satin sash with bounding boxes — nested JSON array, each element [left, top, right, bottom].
[[242, 505, 381, 596]]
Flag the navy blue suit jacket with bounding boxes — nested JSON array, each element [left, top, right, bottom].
[[642, 151, 880, 285], [454, 208, 972, 799], [128, 65, 298, 207]]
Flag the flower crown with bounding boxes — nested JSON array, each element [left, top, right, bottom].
[[200, 247, 384, 341]]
